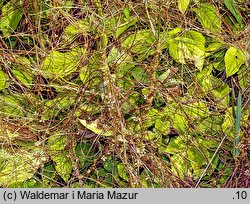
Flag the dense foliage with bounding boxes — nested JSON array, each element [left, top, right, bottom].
[[0, 0, 249, 187]]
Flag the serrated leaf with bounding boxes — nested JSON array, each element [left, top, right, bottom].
[[0, 1, 23, 37], [178, 0, 190, 14], [78, 119, 113, 137], [194, 3, 222, 32], [225, 47, 245, 77]]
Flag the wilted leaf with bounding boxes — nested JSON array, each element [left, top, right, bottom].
[[78, 119, 113, 137]]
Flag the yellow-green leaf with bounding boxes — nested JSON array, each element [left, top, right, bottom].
[[52, 152, 72, 182], [169, 30, 205, 70], [178, 0, 190, 14], [193, 3, 222, 33], [117, 163, 129, 181], [41, 48, 85, 78], [0, 70, 7, 91], [0, 149, 47, 187], [225, 47, 245, 77], [0, 0, 23, 37]]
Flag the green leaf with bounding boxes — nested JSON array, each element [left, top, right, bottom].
[[0, 70, 7, 91], [0, 149, 47, 187], [155, 119, 170, 134], [0, 94, 25, 116], [169, 30, 205, 70], [63, 19, 91, 43], [178, 0, 190, 14], [75, 143, 96, 168], [115, 17, 138, 38], [103, 156, 118, 174], [131, 67, 148, 83], [123, 7, 130, 20], [48, 134, 72, 182], [12, 68, 33, 88], [121, 29, 156, 61], [41, 48, 85, 78], [117, 163, 129, 181], [0, 0, 23, 37], [193, 3, 222, 32], [48, 134, 68, 152], [234, 91, 242, 157], [225, 47, 245, 77], [78, 119, 113, 137], [53, 152, 72, 182], [224, 0, 243, 27]]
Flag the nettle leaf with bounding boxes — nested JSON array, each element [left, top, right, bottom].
[[121, 29, 156, 61], [108, 47, 134, 78], [178, 0, 190, 14], [155, 119, 170, 134], [131, 67, 149, 83], [52, 152, 72, 182], [63, 19, 91, 43], [115, 17, 138, 38], [0, 148, 47, 187], [169, 30, 205, 70], [12, 68, 33, 88], [48, 133, 68, 152], [80, 51, 102, 86], [117, 163, 129, 181], [0, 0, 23, 37], [0, 94, 25, 116], [41, 48, 85, 78], [48, 134, 72, 182], [194, 3, 222, 33], [225, 47, 245, 77]]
